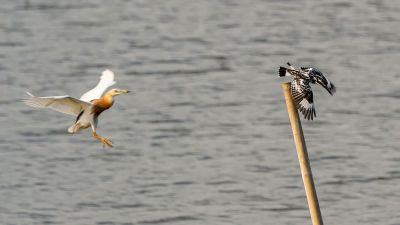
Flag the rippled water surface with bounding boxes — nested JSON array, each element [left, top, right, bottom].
[[1, 1, 400, 224]]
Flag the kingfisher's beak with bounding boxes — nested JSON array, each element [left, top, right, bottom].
[[324, 86, 332, 95], [317, 78, 336, 96], [324, 83, 335, 96], [328, 82, 336, 95]]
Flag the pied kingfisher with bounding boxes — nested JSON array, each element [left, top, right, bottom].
[[279, 62, 336, 120]]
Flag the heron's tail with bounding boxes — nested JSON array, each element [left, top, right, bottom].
[[68, 123, 83, 133]]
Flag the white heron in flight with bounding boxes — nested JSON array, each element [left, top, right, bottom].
[[23, 70, 129, 147]]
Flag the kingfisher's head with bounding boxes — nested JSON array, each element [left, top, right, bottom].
[[309, 68, 336, 95]]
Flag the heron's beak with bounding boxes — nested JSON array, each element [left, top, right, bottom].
[[119, 89, 130, 94]]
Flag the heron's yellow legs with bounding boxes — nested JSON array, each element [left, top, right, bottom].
[[92, 132, 113, 148]]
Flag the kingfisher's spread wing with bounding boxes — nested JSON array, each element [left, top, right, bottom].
[[79, 70, 116, 102], [23, 92, 91, 116], [291, 79, 316, 120]]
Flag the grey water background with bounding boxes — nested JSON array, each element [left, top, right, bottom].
[[1, 0, 400, 224]]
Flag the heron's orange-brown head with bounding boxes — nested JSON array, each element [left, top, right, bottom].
[[105, 88, 130, 97]]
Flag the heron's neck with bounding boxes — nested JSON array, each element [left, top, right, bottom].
[[90, 94, 115, 116], [99, 94, 114, 108]]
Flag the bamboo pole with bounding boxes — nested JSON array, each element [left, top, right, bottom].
[[281, 82, 324, 225]]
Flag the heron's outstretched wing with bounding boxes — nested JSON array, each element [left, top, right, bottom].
[[23, 92, 91, 116], [79, 70, 116, 102]]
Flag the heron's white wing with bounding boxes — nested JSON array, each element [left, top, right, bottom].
[[79, 70, 116, 102], [23, 92, 91, 116]]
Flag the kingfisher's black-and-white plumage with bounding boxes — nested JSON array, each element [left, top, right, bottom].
[[279, 62, 336, 120]]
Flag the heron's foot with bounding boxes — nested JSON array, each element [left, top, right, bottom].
[[100, 137, 113, 148], [92, 132, 113, 148]]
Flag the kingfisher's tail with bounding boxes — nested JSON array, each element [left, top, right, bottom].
[[279, 66, 288, 77]]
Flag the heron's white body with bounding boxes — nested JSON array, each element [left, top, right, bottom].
[[67, 108, 97, 133]]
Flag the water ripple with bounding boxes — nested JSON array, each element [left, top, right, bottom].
[[138, 216, 200, 225]]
